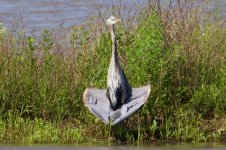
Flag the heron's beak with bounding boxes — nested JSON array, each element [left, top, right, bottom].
[[115, 18, 121, 23]]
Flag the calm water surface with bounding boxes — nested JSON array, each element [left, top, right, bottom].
[[0, 0, 225, 34], [0, 144, 226, 150], [0, 0, 146, 34]]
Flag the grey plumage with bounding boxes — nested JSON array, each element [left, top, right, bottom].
[[83, 16, 151, 126], [105, 17, 131, 110]]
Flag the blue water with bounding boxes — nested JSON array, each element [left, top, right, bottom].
[[0, 0, 146, 34], [0, 144, 226, 150], [0, 0, 225, 34]]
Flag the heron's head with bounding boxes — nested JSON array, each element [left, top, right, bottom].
[[106, 16, 121, 26]]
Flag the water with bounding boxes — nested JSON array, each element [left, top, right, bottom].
[[0, 144, 226, 150], [0, 0, 225, 34], [0, 0, 146, 34], [0, 0, 97, 34]]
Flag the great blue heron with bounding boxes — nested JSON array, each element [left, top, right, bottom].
[[83, 16, 150, 126], [105, 16, 132, 111]]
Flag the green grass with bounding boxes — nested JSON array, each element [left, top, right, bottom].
[[0, 0, 225, 144]]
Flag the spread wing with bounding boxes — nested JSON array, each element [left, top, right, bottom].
[[83, 85, 151, 126]]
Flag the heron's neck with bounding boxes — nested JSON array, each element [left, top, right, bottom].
[[110, 24, 119, 64]]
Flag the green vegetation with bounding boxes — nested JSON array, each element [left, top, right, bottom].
[[0, 0, 225, 144]]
